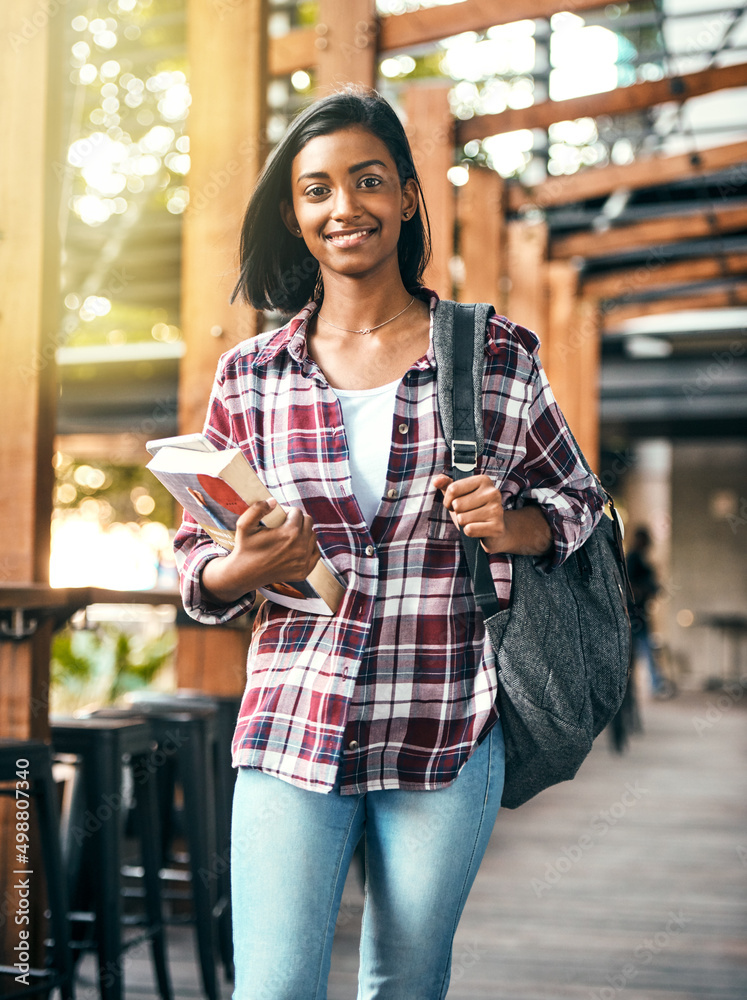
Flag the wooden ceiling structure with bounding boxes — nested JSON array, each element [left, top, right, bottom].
[[178, 0, 747, 454]]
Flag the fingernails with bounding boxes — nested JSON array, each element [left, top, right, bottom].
[[266, 497, 278, 508]]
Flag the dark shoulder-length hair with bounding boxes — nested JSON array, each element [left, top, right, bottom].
[[229, 88, 432, 314]]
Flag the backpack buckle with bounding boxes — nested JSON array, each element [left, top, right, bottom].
[[452, 439, 477, 473]]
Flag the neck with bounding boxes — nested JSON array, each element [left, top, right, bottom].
[[316, 266, 415, 332]]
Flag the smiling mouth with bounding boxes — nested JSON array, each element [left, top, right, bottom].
[[325, 228, 376, 247]]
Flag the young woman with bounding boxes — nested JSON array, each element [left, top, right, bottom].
[[174, 89, 604, 1000]]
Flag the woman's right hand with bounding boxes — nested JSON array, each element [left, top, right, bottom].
[[200, 499, 321, 604]]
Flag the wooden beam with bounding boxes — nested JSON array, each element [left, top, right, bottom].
[[404, 84, 456, 296], [506, 218, 548, 334], [457, 167, 505, 307], [379, 0, 607, 52], [458, 62, 747, 143], [179, 0, 267, 435], [269, 0, 613, 76], [509, 139, 747, 211], [552, 204, 747, 260], [316, 0, 377, 94], [583, 252, 747, 300], [269, 26, 317, 77], [601, 285, 747, 326]]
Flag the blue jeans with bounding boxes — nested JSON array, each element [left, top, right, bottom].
[[230, 722, 505, 1000]]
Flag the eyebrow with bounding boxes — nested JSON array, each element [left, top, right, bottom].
[[296, 159, 389, 184]]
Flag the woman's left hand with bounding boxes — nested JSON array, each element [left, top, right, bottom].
[[431, 473, 506, 552], [431, 473, 553, 556]]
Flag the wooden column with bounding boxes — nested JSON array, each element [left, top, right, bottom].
[[177, 0, 268, 695], [316, 0, 378, 94], [179, 0, 268, 435], [0, 3, 64, 735], [0, 0, 65, 965], [544, 260, 600, 468], [403, 84, 455, 296], [506, 217, 548, 334], [457, 166, 504, 306]]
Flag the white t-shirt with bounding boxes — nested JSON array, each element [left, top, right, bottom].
[[331, 376, 402, 526]]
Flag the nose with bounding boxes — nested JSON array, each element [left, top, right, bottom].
[[330, 183, 362, 220]]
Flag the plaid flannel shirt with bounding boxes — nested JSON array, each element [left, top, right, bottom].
[[173, 289, 604, 795]]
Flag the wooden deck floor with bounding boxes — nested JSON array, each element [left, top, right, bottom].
[[74, 689, 747, 999]]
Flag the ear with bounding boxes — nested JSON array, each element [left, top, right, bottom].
[[401, 178, 419, 221], [281, 201, 302, 237]]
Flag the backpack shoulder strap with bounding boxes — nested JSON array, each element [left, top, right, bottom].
[[432, 299, 494, 465], [433, 299, 500, 618]]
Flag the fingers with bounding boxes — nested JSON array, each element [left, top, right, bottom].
[[433, 474, 498, 513], [236, 498, 278, 533]]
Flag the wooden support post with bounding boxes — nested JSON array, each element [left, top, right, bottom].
[[403, 85, 455, 296], [544, 261, 600, 468], [316, 0, 378, 94], [457, 166, 505, 307], [177, 0, 267, 695], [506, 218, 548, 335], [0, 0, 65, 964], [179, 0, 268, 435], [0, 4, 64, 735]]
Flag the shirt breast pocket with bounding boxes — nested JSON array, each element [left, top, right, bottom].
[[426, 498, 461, 541]]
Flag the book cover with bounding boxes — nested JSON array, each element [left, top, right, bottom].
[[146, 436, 346, 616]]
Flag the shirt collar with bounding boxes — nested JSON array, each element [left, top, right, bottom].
[[250, 288, 440, 373]]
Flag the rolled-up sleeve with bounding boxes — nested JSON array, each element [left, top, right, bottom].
[[171, 358, 257, 624], [518, 358, 605, 572]]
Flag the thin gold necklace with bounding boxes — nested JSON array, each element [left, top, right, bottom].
[[317, 296, 415, 336]]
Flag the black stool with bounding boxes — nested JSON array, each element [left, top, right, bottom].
[[127, 691, 241, 981], [50, 718, 172, 1000], [0, 739, 74, 1000], [90, 702, 224, 1000]]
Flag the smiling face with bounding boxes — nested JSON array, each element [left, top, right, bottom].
[[282, 125, 418, 287]]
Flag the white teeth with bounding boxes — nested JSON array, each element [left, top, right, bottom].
[[327, 229, 369, 242]]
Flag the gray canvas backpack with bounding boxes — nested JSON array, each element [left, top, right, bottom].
[[432, 299, 632, 809]]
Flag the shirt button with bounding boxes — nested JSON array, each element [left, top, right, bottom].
[[348, 740, 359, 751], [398, 423, 409, 434], [365, 544, 375, 556], [386, 488, 398, 499]]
